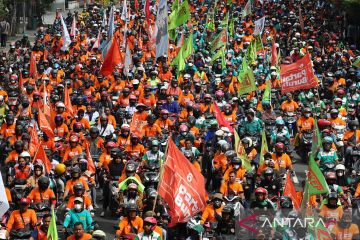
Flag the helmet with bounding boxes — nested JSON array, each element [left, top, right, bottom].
[[106, 142, 117, 148], [335, 164, 345, 171], [327, 192, 338, 199], [126, 203, 138, 211], [126, 163, 136, 172], [330, 109, 339, 115], [121, 124, 131, 131], [92, 230, 106, 238], [73, 183, 85, 191], [151, 140, 159, 147], [19, 151, 31, 158], [204, 94, 212, 99], [325, 172, 337, 180], [318, 119, 331, 130], [160, 109, 169, 115], [225, 150, 236, 159], [179, 124, 189, 132], [275, 142, 285, 150], [231, 157, 242, 165], [55, 115, 63, 122], [55, 163, 66, 175], [323, 136, 333, 143], [242, 137, 253, 147], [89, 127, 99, 135], [303, 107, 311, 113], [71, 166, 81, 174], [349, 120, 359, 128], [144, 217, 157, 225], [38, 176, 50, 187], [279, 196, 293, 208], [146, 114, 156, 122], [276, 119, 285, 125], [264, 167, 274, 176], [127, 183, 138, 190], [20, 198, 31, 205], [255, 187, 268, 195], [221, 142, 231, 152], [215, 90, 224, 97], [70, 135, 79, 142]]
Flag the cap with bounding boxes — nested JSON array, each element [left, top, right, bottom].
[[74, 197, 84, 203]]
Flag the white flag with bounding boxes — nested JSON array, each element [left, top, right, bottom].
[[60, 14, 71, 51], [102, 10, 107, 27], [92, 31, 101, 51], [0, 172, 9, 218], [155, 0, 168, 58], [70, 16, 76, 36], [121, 0, 128, 21], [124, 45, 132, 76], [242, 0, 252, 18], [254, 16, 265, 36]]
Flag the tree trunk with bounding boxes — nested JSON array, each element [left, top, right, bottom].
[[9, 0, 17, 36]]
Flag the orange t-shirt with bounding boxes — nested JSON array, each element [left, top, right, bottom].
[[28, 188, 56, 204], [201, 205, 224, 224], [141, 124, 162, 138], [281, 101, 299, 112], [65, 178, 90, 196], [220, 181, 244, 196], [331, 224, 359, 240], [63, 146, 83, 162], [6, 209, 37, 231], [271, 153, 292, 169], [67, 233, 92, 240], [116, 216, 143, 236]]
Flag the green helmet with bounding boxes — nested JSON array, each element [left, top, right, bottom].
[[151, 139, 159, 147]]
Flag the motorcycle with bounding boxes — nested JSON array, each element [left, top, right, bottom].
[[142, 162, 160, 189], [333, 124, 346, 162], [9, 228, 32, 240], [299, 129, 313, 162], [283, 112, 297, 137], [109, 178, 121, 216], [11, 179, 31, 205], [31, 203, 50, 221], [264, 119, 276, 144], [348, 146, 360, 171]]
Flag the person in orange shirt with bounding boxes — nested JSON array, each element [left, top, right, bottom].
[[266, 71, 282, 89], [179, 102, 195, 123], [141, 114, 162, 139], [5, 140, 24, 164], [183, 150, 201, 173], [6, 197, 37, 232], [63, 135, 83, 163], [116, 204, 143, 237], [178, 86, 195, 107], [14, 153, 31, 180], [242, 137, 258, 162], [64, 167, 90, 199], [158, 64, 173, 82], [200, 94, 215, 114], [213, 143, 229, 178], [281, 93, 299, 113], [344, 120, 360, 159], [29, 213, 51, 240], [27, 176, 56, 207], [99, 107, 117, 128], [139, 87, 156, 108], [55, 102, 71, 125], [331, 213, 360, 240], [271, 142, 293, 171], [116, 87, 131, 107], [201, 193, 224, 224], [222, 104, 237, 126], [328, 108, 346, 127], [66, 183, 93, 213], [54, 115, 69, 138], [66, 222, 93, 240], [125, 134, 146, 158], [98, 142, 117, 168], [223, 157, 247, 182], [132, 104, 149, 122], [0, 113, 16, 138], [118, 162, 142, 183], [320, 192, 344, 230], [220, 171, 245, 199], [116, 124, 131, 149], [155, 109, 173, 132], [71, 110, 91, 130]]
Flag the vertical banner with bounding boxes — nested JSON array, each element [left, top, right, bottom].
[[155, 0, 168, 58], [0, 172, 9, 218]]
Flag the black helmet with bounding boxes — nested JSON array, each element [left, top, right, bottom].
[[126, 163, 136, 172], [71, 166, 81, 174], [328, 192, 338, 199], [6, 114, 15, 121], [349, 120, 359, 128], [264, 167, 274, 176], [231, 157, 242, 165], [146, 114, 156, 122], [225, 150, 236, 159], [221, 143, 231, 152], [38, 176, 50, 187], [89, 127, 99, 135], [222, 205, 234, 215], [279, 196, 293, 209], [73, 183, 85, 191], [126, 203, 138, 212]]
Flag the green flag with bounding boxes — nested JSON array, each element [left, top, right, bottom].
[[238, 62, 256, 96], [47, 207, 58, 240], [308, 216, 332, 240], [211, 29, 227, 51], [307, 155, 330, 195], [245, 39, 257, 63], [229, 17, 235, 38], [254, 35, 263, 52], [242, 0, 252, 18], [182, 34, 193, 59], [221, 13, 229, 28], [205, 12, 215, 31], [300, 180, 310, 210], [168, 0, 190, 30], [353, 57, 360, 68], [259, 129, 268, 165], [234, 130, 252, 171], [262, 81, 271, 102], [210, 47, 225, 65], [119, 176, 145, 192], [172, 0, 179, 11], [310, 119, 322, 158]]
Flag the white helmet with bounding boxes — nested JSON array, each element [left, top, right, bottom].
[[19, 151, 31, 158], [335, 164, 345, 171]]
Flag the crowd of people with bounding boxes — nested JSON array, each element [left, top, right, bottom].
[[0, 0, 359, 239]]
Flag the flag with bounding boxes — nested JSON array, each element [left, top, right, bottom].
[[47, 207, 58, 240], [259, 130, 268, 165], [234, 131, 252, 170], [64, 86, 75, 117], [172, 0, 179, 11], [168, 0, 190, 30], [238, 62, 256, 96], [70, 15, 76, 36], [271, 41, 278, 66], [155, 0, 169, 58], [309, 217, 332, 240], [43, 81, 52, 125], [0, 172, 9, 219], [60, 14, 71, 51], [29, 127, 39, 155], [298, 6, 304, 31], [205, 12, 215, 31], [124, 45, 132, 76], [307, 155, 330, 195], [211, 29, 227, 51], [214, 102, 234, 133], [254, 17, 265, 36], [182, 33, 193, 59], [121, 0, 128, 21], [38, 108, 54, 139], [145, 0, 150, 25], [33, 144, 52, 174], [100, 38, 123, 76], [29, 52, 38, 80], [262, 81, 271, 103], [301, 180, 310, 210], [92, 31, 101, 51], [85, 145, 96, 173], [108, 6, 115, 39], [254, 35, 264, 52], [101, 9, 107, 27], [134, 0, 139, 9], [158, 139, 207, 226], [242, 0, 252, 18], [210, 47, 225, 65], [244, 40, 257, 63], [220, 13, 229, 28], [352, 57, 360, 68], [311, 119, 322, 157], [229, 17, 235, 37], [283, 172, 300, 210]]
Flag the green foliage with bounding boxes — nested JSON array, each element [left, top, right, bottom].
[[343, 0, 360, 25], [0, 0, 8, 18]]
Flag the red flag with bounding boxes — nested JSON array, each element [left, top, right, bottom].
[[158, 139, 207, 226], [86, 145, 96, 173], [280, 54, 317, 94], [38, 108, 54, 139], [270, 41, 278, 66], [29, 52, 38, 79], [283, 172, 300, 210], [298, 6, 304, 31], [64, 86, 75, 117], [134, 0, 139, 10], [213, 102, 234, 133], [145, 0, 150, 25], [29, 127, 39, 154], [100, 38, 123, 76], [33, 144, 52, 174]]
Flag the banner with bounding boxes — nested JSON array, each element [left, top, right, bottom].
[[307, 155, 330, 195], [0, 172, 9, 219], [60, 14, 71, 51], [155, 0, 169, 58], [280, 54, 317, 94], [242, 0, 252, 18], [158, 139, 207, 226], [283, 172, 300, 210], [254, 17, 265, 36], [238, 62, 256, 96]]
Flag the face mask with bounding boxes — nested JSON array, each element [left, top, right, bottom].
[[233, 164, 240, 170], [74, 204, 82, 211], [352, 126, 357, 130], [337, 172, 343, 177], [305, 113, 310, 118]]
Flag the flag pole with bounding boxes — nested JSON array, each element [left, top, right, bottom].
[[152, 135, 171, 212]]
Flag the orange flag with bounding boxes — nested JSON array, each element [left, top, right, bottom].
[[270, 40, 278, 67], [283, 172, 300, 210], [33, 144, 52, 174], [100, 38, 123, 76], [19, 72, 23, 89], [29, 52, 38, 80], [64, 86, 75, 117], [38, 108, 54, 138], [86, 145, 96, 173], [29, 127, 39, 154]]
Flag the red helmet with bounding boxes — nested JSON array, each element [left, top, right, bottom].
[[70, 135, 79, 142], [160, 109, 169, 115], [106, 141, 117, 148], [20, 197, 31, 205], [337, 89, 345, 95], [275, 142, 285, 150], [121, 124, 130, 131], [144, 217, 157, 225], [179, 124, 188, 132], [215, 90, 224, 97], [255, 187, 268, 195], [74, 122, 83, 129], [204, 94, 212, 99], [101, 91, 108, 97], [318, 119, 331, 130], [131, 133, 140, 139], [129, 94, 137, 100], [325, 172, 337, 180]]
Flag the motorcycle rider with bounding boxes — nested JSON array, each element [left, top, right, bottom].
[[238, 109, 263, 137], [135, 217, 162, 240], [270, 119, 290, 146], [331, 212, 360, 239], [220, 171, 245, 199], [117, 124, 131, 149], [271, 142, 293, 172], [319, 192, 344, 230], [63, 197, 94, 233], [328, 108, 346, 127], [116, 203, 143, 237], [84, 127, 104, 162], [125, 133, 146, 158], [259, 168, 282, 200], [6, 197, 37, 233], [29, 213, 51, 240], [27, 176, 56, 208], [27, 162, 45, 188], [344, 120, 359, 160], [66, 222, 93, 240], [215, 205, 236, 237], [316, 136, 338, 171], [14, 152, 32, 180], [118, 183, 143, 214], [143, 139, 164, 166], [250, 187, 275, 214], [295, 107, 315, 146], [63, 166, 90, 199], [66, 183, 93, 213], [335, 164, 351, 188], [201, 193, 224, 224]]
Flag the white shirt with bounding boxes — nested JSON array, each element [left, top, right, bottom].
[[97, 123, 115, 137]]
